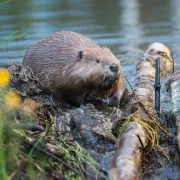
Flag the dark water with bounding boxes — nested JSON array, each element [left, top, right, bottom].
[[0, 0, 180, 84]]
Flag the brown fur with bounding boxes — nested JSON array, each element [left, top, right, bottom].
[[23, 31, 125, 106]]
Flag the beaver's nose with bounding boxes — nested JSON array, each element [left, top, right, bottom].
[[109, 63, 119, 73]]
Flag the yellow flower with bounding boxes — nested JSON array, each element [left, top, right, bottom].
[[5, 91, 21, 109], [0, 68, 10, 87]]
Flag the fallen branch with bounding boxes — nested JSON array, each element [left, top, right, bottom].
[[109, 43, 173, 180]]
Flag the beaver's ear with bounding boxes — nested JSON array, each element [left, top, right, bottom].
[[78, 51, 84, 59]]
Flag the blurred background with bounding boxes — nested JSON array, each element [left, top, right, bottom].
[[0, 0, 180, 83]]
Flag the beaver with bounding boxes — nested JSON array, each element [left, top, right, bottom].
[[23, 31, 125, 106]]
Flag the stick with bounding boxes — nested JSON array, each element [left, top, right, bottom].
[[154, 58, 161, 117]]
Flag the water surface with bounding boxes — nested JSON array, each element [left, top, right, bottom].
[[0, 0, 180, 85]]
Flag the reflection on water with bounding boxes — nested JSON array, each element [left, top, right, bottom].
[[0, 0, 180, 84]]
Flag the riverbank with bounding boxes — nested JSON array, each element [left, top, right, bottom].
[[0, 61, 179, 179]]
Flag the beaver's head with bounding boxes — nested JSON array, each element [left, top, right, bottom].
[[70, 47, 122, 89], [63, 47, 125, 106]]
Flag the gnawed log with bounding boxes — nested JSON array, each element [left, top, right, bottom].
[[109, 43, 173, 180], [170, 71, 180, 149], [109, 122, 147, 180]]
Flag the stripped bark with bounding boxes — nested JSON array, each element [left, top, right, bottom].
[[170, 71, 180, 149], [108, 43, 173, 180]]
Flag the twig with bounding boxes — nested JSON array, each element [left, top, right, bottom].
[[171, 53, 175, 73], [125, 76, 153, 120], [154, 58, 161, 116], [79, 163, 89, 179], [46, 95, 56, 106], [125, 76, 137, 99], [10, 123, 44, 132], [27, 141, 82, 177], [96, 171, 99, 180], [148, 113, 168, 135], [137, 134, 144, 148], [9, 170, 17, 180]]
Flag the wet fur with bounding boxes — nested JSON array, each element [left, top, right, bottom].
[[23, 31, 125, 105]]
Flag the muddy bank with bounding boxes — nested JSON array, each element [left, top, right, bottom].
[[3, 61, 180, 179], [108, 45, 180, 180], [7, 63, 134, 179]]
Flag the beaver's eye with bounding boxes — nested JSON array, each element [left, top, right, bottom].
[[78, 51, 84, 59], [96, 59, 100, 63]]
